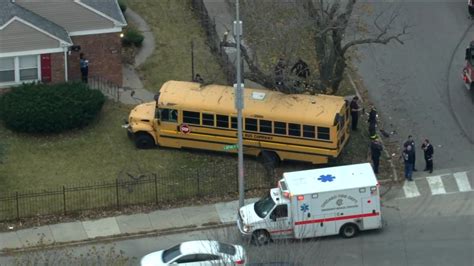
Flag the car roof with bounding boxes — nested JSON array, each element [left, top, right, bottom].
[[179, 240, 221, 255]]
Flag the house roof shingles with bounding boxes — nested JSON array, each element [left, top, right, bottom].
[[81, 0, 127, 26], [0, 0, 72, 44]]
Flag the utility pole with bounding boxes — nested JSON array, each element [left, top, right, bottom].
[[234, 0, 245, 207]]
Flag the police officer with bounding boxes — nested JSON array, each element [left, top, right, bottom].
[[403, 135, 418, 171], [350, 96, 362, 131], [368, 105, 377, 137], [370, 135, 383, 174], [402, 145, 415, 181], [421, 139, 434, 173]]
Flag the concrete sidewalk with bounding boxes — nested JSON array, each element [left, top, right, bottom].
[[0, 198, 258, 251]]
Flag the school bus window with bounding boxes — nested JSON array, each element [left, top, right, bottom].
[[217, 115, 229, 128], [183, 111, 200, 125], [274, 121, 287, 135], [245, 118, 258, 131], [289, 123, 301, 137], [303, 125, 315, 138], [202, 113, 215, 126], [160, 108, 178, 122], [318, 127, 330, 140], [231, 116, 237, 129], [260, 120, 272, 133]]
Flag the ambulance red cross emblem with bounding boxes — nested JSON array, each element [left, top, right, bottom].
[[179, 123, 190, 134]]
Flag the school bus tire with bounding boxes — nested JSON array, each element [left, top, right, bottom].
[[259, 150, 281, 168], [252, 230, 271, 246], [340, 223, 359, 238], [134, 132, 155, 149]]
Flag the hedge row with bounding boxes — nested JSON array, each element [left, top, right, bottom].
[[0, 82, 105, 133]]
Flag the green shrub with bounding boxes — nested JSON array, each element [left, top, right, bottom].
[[122, 28, 144, 47], [118, 0, 127, 13], [0, 82, 105, 133]]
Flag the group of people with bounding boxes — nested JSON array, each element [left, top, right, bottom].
[[348, 96, 435, 179], [401, 136, 434, 181]]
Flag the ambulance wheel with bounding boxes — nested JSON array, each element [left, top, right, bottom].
[[252, 230, 271, 246], [340, 223, 358, 238], [135, 133, 155, 149]]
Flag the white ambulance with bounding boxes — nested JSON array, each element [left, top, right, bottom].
[[237, 163, 382, 245]]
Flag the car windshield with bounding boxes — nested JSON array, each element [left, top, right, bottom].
[[254, 192, 276, 218], [218, 242, 236, 255], [162, 244, 182, 263]]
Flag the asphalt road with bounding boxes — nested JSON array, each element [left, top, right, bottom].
[[2, 189, 472, 266], [354, 0, 474, 170]]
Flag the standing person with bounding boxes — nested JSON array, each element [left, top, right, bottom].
[[350, 96, 362, 131], [79, 53, 89, 83], [421, 139, 434, 173], [370, 136, 383, 174], [368, 105, 377, 138], [402, 145, 415, 181], [274, 58, 286, 88], [290, 58, 310, 79], [403, 135, 418, 171]]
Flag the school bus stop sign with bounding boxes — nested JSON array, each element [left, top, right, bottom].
[[179, 124, 190, 134], [223, 144, 238, 150]]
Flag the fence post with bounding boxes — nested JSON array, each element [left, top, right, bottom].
[[154, 173, 158, 204], [15, 191, 19, 221], [63, 186, 66, 215], [116, 179, 120, 210]]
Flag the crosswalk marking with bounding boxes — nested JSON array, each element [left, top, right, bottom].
[[426, 175, 446, 195], [453, 172, 472, 192], [403, 180, 420, 198]]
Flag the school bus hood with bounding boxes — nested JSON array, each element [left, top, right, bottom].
[[129, 102, 156, 124]]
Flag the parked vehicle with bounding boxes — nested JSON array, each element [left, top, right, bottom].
[[140, 240, 247, 265], [463, 41, 474, 90], [237, 163, 382, 245], [123, 80, 350, 165], [469, 0, 474, 17]]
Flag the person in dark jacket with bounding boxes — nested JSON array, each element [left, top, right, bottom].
[[421, 139, 434, 173], [402, 145, 415, 181], [370, 136, 383, 174], [350, 96, 362, 131], [368, 105, 377, 138], [291, 58, 310, 79], [274, 58, 286, 88], [79, 53, 89, 83], [403, 135, 418, 171]]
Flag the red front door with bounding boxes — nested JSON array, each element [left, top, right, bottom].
[[40, 54, 51, 83]]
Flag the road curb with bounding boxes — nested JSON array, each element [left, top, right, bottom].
[[345, 71, 399, 187]]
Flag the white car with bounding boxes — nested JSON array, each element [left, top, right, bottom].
[[140, 240, 247, 265]]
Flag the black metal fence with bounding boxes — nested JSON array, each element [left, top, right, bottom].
[[88, 75, 121, 102], [0, 163, 274, 222]]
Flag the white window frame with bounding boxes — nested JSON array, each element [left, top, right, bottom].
[[0, 55, 41, 87]]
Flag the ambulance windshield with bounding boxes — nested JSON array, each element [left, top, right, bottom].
[[254, 192, 276, 218]]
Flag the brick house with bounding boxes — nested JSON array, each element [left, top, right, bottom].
[[0, 0, 127, 88]]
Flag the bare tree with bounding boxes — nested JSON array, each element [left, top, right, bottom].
[[222, 0, 409, 94]]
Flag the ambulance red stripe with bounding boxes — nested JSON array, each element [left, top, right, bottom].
[[269, 228, 294, 234], [294, 212, 380, 226]]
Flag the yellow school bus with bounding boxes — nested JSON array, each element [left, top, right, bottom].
[[124, 80, 350, 165]]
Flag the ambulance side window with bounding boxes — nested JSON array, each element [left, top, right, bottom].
[[271, 204, 288, 219]]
